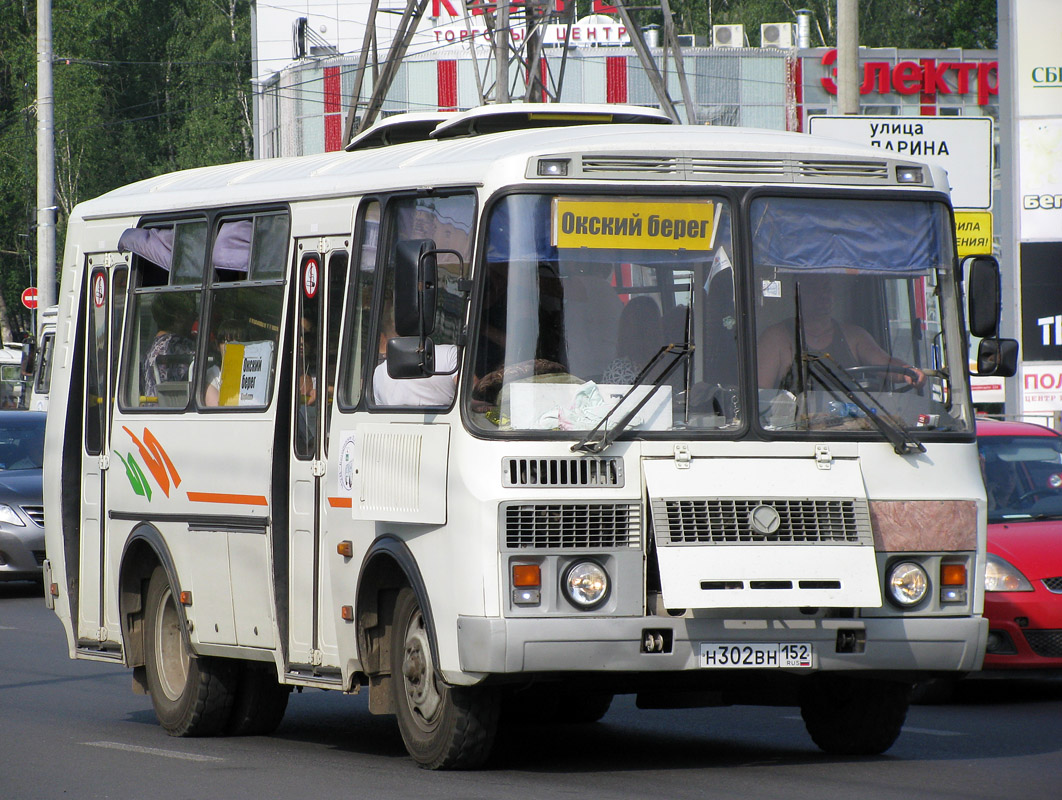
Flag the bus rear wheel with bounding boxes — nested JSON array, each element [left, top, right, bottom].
[[227, 661, 291, 736], [800, 675, 910, 755], [390, 588, 499, 769], [144, 566, 237, 736]]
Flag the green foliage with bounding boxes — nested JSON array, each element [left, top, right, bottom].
[[0, 0, 252, 338], [672, 0, 997, 49]]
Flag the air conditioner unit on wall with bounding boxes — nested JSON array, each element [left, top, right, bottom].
[[760, 22, 795, 48], [712, 24, 745, 48]]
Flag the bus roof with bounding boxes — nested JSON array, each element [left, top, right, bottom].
[[72, 122, 948, 222]]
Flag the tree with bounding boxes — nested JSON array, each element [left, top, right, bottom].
[[674, 1, 997, 49], [0, 0, 253, 338]]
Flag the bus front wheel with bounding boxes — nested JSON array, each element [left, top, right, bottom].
[[390, 588, 500, 769], [800, 675, 910, 755], [144, 566, 237, 736]]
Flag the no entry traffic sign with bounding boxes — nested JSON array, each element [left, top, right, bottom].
[[21, 287, 38, 310]]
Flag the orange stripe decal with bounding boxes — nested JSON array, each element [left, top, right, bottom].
[[187, 492, 269, 507], [328, 496, 353, 508]]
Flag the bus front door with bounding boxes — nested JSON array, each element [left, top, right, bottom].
[[287, 245, 347, 672]]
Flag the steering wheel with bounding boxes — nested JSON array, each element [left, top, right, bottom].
[[471, 359, 571, 403], [844, 364, 921, 394], [1016, 487, 1058, 505]]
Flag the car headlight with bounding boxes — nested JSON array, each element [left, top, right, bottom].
[[886, 561, 929, 607], [562, 560, 609, 610], [985, 554, 1034, 592], [0, 504, 25, 527]]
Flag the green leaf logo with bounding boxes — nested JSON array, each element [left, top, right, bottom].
[[115, 451, 152, 501]]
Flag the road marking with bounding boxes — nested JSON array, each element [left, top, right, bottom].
[[901, 726, 964, 737], [83, 741, 225, 762]]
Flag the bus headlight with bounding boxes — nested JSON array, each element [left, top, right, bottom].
[[886, 561, 929, 607], [562, 560, 609, 610]]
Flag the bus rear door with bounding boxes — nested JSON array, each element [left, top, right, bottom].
[[78, 257, 127, 649]]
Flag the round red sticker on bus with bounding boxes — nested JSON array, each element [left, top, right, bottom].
[[93, 274, 107, 308], [303, 259, 319, 299]]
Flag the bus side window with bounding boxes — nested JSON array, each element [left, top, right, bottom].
[[370, 193, 474, 409], [119, 220, 205, 410], [199, 213, 288, 409]]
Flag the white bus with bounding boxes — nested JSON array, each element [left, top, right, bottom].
[[1, 343, 26, 409], [19, 304, 58, 412], [44, 104, 1016, 769]]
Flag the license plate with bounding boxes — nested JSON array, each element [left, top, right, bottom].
[[700, 642, 813, 669]]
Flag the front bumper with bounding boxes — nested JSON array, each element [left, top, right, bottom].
[[457, 614, 988, 675], [0, 525, 45, 580], [983, 591, 1062, 669]]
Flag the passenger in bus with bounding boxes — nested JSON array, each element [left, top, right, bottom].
[[757, 274, 925, 392], [141, 292, 197, 401], [602, 296, 665, 384], [202, 319, 246, 406], [373, 312, 458, 407]]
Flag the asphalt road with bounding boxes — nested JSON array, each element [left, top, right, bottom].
[[3, 579, 1061, 800]]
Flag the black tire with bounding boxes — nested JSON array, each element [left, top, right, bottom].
[[800, 676, 911, 755], [144, 566, 237, 737], [391, 588, 500, 769], [227, 661, 291, 736]]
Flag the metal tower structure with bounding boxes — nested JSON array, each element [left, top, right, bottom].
[[341, 0, 699, 142]]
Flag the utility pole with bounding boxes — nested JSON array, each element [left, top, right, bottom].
[[836, 0, 859, 115], [37, 0, 57, 325]]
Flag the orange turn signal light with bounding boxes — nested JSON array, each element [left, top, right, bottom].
[[941, 564, 967, 586], [337, 540, 354, 558], [179, 591, 193, 606], [340, 605, 354, 621], [512, 564, 541, 588]]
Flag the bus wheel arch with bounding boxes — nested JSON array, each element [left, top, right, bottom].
[[354, 536, 434, 714], [118, 527, 239, 736], [119, 525, 182, 676], [355, 536, 500, 768]]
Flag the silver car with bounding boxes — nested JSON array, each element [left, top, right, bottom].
[[0, 411, 46, 581]]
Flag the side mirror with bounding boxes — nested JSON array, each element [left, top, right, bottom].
[[386, 336, 436, 379], [966, 255, 1002, 339], [394, 238, 437, 337], [976, 337, 1019, 378]]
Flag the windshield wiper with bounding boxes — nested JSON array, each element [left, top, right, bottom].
[[572, 344, 693, 454], [789, 279, 923, 456], [804, 353, 926, 456]]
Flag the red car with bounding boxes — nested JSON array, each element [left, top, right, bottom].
[[977, 418, 1062, 670]]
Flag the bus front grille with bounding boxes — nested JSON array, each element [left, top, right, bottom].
[[503, 502, 640, 549], [502, 457, 623, 488], [576, 154, 892, 183], [652, 498, 872, 545]]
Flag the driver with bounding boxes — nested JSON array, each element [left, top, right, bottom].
[[757, 273, 926, 392]]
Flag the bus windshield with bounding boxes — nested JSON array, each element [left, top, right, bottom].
[[467, 192, 971, 439], [752, 195, 968, 435]]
